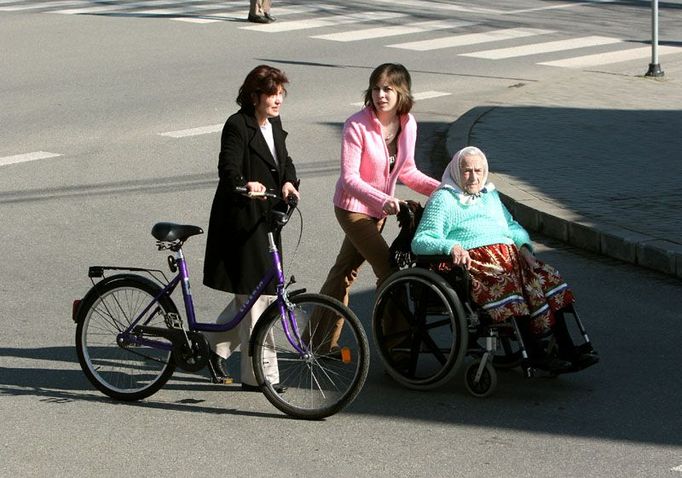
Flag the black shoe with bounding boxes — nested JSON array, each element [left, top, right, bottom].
[[247, 13, 270, 23], [573, 351, 600, 370], [531, 356, 573, 373], [263, 12, 276, 22], [209, 351, 233, 384], [242, 383, 287, 394]]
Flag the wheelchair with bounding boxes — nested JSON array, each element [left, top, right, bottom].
[[371, 201, 595, 397]]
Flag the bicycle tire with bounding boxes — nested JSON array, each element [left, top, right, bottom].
[[251, 293, 369, 420], [75, 274, 177, 401]]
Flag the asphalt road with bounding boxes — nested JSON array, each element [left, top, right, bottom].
[[1, 1, 681, 476]]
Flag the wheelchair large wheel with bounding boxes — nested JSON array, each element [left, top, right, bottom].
[[372, 268, 468, 390]]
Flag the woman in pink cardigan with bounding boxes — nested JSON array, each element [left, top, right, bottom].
[[315, 63, 439, 352]]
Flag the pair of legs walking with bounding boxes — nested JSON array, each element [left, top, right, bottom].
[[312, 208, 395, 351], [248, 0, 275, 23], [207, 294, 279, 387]]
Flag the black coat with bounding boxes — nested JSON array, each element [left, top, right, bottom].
[[203, 110, 297, 294]]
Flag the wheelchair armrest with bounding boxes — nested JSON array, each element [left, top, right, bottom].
[[415, 255, 473, 298]]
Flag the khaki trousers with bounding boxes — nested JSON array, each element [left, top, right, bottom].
[[313, 208, 395, 349], [206, 294, 278, 387]]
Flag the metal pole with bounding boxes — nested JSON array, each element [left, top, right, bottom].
[[645, 0, 664, 77]]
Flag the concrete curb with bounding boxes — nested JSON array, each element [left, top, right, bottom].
[[446, 107, 682, 280]]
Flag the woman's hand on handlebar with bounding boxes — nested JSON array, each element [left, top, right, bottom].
[[245, 181, 267, 199], [282, 181, 300, 204]]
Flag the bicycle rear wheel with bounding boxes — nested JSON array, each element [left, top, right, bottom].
[[251, 293, 369, 420], [75, 275, 176, 401]]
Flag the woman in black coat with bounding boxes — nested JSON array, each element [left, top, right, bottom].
[[203, 65, 299, 390]]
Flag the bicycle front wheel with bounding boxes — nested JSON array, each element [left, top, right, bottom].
[[251, 293, 369, 420], [75, 275, 177, 401]]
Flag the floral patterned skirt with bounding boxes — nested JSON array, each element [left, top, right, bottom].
[[435, 243, 574, 335]]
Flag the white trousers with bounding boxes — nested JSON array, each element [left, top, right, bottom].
[[249, 0, 271, 15], [206, 294, 279, 387]]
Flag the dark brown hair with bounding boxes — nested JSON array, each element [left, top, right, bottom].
[[236, 65, 289, 114], [363, 63, 413, 116]]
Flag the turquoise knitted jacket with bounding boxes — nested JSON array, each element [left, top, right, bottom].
[[411, 187, 532, 255]]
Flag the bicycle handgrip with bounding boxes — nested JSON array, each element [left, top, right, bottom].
[[235, 186, 277, 199]]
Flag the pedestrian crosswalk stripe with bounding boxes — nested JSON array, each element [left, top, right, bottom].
[[350, 91, 451, 107], [159, 124, 223, 138], [241, 11, 406, 33], [461, 36, 623, 60], [388, 28, 554, 52], [368, 0, 499, 14], [54, 4, 134, 15], [0, 0, 87, 11], [312, 20, 475, 42], [0, 151, 62, 167], [538, 45, 682, 68], [170, 5, 312, 23]]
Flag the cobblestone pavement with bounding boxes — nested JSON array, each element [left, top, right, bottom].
[[446, 63, 682, 279]]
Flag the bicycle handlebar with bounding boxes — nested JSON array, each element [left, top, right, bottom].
[[235, 186, 299, 228], [234, 186, 279, 200]]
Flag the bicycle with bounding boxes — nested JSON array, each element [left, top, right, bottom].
[[72, 188, 370, 419]]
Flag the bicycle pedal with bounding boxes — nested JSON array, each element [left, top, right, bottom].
[[211, 376, 234, 385]]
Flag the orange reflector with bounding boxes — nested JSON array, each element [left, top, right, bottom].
[[341, 347, 352, 364]]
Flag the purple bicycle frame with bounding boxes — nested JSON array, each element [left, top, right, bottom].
[[118, 233, 307, 355]]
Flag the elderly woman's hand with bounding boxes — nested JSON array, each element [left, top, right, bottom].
[[450, 244, 472, 269]]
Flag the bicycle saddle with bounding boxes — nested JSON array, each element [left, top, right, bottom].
[[151, 222, 204, 242]]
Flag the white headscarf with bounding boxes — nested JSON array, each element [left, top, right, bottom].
[[440, 146, 494, 205]]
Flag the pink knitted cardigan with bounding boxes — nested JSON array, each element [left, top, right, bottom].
[[333, 107, 439, 219]]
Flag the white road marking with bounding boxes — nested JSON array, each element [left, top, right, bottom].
[[366, 0, 499, 14], [159, 124, 223, 138], [172, 17, 222, 23], [54, 4, 131, 15], [461, 36, 623, 60], [0, 1, 88, 12], [53, 0, 195, 14], [312, 20, 475, 42], [351, 90, 451, 107], [388, 28, 553, 52], [672, 464, 682, 472], [241, 11, 406, 33], [505, 4, 592, 14], [0, 151, 62, 167], [539, 45, 682, 68], [170, 4, 310, 23]]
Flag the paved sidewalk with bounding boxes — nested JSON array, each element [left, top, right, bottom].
[[446, 65, 682, 279]]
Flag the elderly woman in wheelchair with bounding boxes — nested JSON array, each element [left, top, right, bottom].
[[371, 146, 598, 397]]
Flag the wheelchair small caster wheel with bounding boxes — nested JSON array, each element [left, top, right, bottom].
[[464, 360, 497, 398]]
